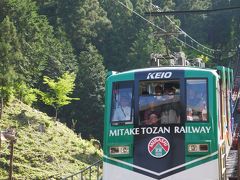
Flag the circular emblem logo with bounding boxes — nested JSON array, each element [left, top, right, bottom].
[[148, 136, 170, 158]]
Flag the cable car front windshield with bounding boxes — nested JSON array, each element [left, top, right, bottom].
[[111, 81, 134, 124], [139, 80, 181, 125]]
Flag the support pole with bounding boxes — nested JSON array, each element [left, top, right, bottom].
[[238, 138, 240, 180], [9, 140, 14, 180], [0, 131, 1, 158], [0, 97, 3, 119], [1, 129, 16, 180]]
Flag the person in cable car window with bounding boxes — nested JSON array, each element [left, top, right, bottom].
[[186, 107, 193, 121], [160, 87, 180, 124], [143, 101, 156, 121], [154, 85, 162, 96], [187, 88, 207, 121], [112, 95, 131, 121], [141, 86, 149, 95], [154, 85, 163, 101], [142, 112, 159, 125], [187, 89, 205, 110]]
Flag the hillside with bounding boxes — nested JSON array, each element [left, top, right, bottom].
[[0, 100, 102, 179]]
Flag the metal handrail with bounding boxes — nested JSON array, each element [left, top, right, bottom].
[[219, 140, 227, 180], [61, 159, 103, 180]]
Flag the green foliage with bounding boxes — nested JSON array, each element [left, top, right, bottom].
[[41, 30, 78, 79], [38, 72, 79, 120], [0, 15, 23, 113], [0, 0, 239, 155], [0, 0, 52, 84], [0, 0, 78, 85], [175, 0, 211, 43], [69, 44, 106, 139], [100, 0, 181, 71], [100, 0, 138, 71], [0, 85, 15, 103], [128, 27, 166, 68], [15, 82, 37, 105], [175, 0, 240, 62], [198, 55, 209, 63], [41, 0, 111, 52], [0, 100, 102, 179]]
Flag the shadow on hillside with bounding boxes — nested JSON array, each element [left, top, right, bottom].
[[72, 152, 100, 165], [13, 110, 37, 126]]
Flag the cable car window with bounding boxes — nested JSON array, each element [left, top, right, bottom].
[[139, 80, 181, 125], [186, 79, 208, 122], [111, 81, 133, 124]]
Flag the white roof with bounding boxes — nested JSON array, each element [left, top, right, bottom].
[[117, 66, 217, 75]]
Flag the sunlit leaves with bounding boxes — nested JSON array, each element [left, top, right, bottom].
[[38, 72, 79, 120]]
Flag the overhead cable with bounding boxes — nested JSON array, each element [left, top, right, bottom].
[[145, 6, 240, 15], [117, 1, 215, 58], [151, 3, 216, 53], [117, 1, 166, 33]]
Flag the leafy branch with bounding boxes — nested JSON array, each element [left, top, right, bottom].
[[37, 72, 79, 120]]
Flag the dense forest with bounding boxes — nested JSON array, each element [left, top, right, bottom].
[[1, 0, 240, 141]]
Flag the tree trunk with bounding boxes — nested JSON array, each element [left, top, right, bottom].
[[0, 132, 2, 158], [0, 97, 3, 119], [55, 107, 58, 121]]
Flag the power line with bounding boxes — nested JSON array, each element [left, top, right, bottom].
[[145, 6, 240, 15], [117, 1, 166, 33], [150, 3, 216, 53], [175, 37, 214, 58], [117, 1, 215, 58]]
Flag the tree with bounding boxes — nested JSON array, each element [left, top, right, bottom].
[[100, 0, 137, 71], [70, 44, 106, 140], [175, 0, 211, 43], [0, 0, 49, 85], [207, 0, 235, 57], [15, 81, 38, 105], [41, 31, 78, 79], [38, 72, 79, 120], [128, 27, 166, 68], [0, 16, 23, 119], [100, 0, 180, 71], [0, 0, 78, 85], [39, 0, 111, 53]]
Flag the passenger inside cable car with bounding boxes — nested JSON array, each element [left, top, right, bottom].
[[186, 79, 208, 121], [112, 95, 131, 121], [139, 80, 181, 125], [142, 111, 160, 125], [111, 82, 133, 123]]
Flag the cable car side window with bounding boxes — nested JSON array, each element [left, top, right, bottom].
[[186, 79, 208, 122], [139, 80, 181, 125], [111, 81, 134, 124]]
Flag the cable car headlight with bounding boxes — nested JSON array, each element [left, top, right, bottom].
[[188, 144, 209, 153], [109, 146, 130, 155]]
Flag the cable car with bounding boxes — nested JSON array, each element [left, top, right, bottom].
[[103, 66, 234, 180]]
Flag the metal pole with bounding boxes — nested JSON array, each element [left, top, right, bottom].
[[0, 97, 3, 119], [89, 166, 91, 180], [9, 140, 14, 180], [97, 163, 100, 180], [238, 138, 240, 180], [234, 46, 240, 78], [0, 131, 1, 158]]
